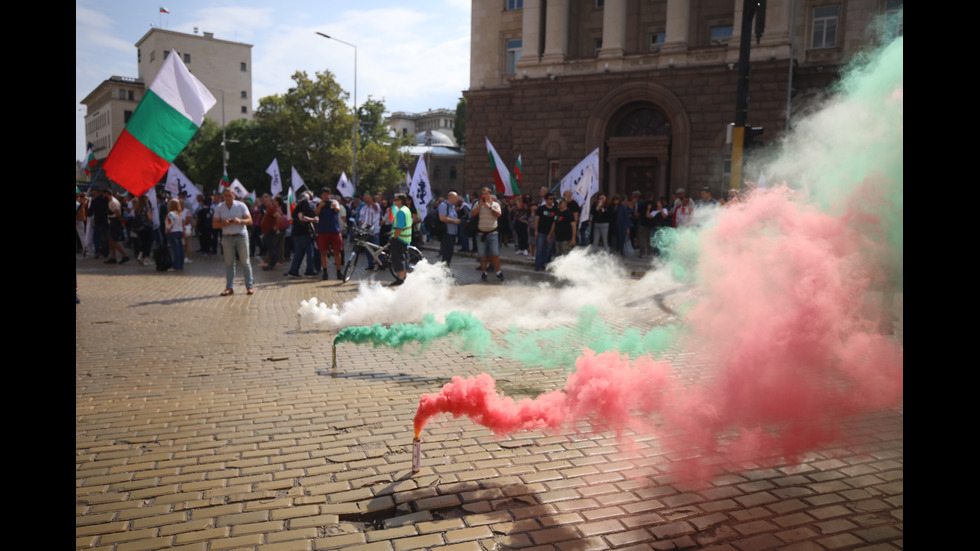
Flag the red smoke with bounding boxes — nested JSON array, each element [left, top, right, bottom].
[[414, 187, 903, 479]]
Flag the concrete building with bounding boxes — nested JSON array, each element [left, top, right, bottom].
[[136, 29, 253, 126], [389, 109, 458, 146], [81, 29, 253, 162], [81, 76, 146, 160], [464, 0, 903, 200]]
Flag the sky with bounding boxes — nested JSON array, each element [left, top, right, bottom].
[[75, 0, 471, 161]]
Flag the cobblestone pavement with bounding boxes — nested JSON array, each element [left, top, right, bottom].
[[77, 243, 903, 551]]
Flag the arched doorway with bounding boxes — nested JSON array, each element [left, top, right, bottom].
[[584, 82, 690, 200], [607, 103, 671, 200]]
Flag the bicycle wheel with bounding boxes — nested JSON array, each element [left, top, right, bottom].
[[407, 246, 423, 272], [342, 251, 360, 283]]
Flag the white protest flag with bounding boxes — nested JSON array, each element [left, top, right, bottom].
[[575, 165, 597, 223], [560, 148, 600, 205], [408, 154, 432, 221], [229, 178, 249, 199], [266, 158, 282, 196], [336, 171, 355, 198], [148, 189, 160, 229], [291, 166, 305, 193], [165, 164, 193, 198]]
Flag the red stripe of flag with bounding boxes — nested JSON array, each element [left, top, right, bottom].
[[103, 129, 171, 197]]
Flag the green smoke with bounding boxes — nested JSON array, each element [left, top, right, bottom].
[[502, 305, 681, 369], [334, 311, 491, 355], [334, 305, 681, 371]]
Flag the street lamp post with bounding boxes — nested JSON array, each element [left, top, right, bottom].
[[316, 32, 358, 190]]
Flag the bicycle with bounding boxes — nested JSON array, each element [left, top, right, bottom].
[[343, 225, 424, 283]]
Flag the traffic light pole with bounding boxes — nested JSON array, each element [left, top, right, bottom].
[[730, 0, 766, 191]]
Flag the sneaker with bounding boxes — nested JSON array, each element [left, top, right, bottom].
[[286, 272, 302, 278], [104, 258, 117, 264], [184, 257, 193, 264], [497, 271, 504, 281], [136, 253, 144, 263], [481, 272, 488, 282], [143, 258, 153, 266], [388, 278, 404, 287], [119, 256, 130, 264], [323, 271, 329, 281]]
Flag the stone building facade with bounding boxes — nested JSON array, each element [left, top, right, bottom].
[[464, 0, 902, 200]]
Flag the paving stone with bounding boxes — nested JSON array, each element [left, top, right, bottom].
[[75, 258, 903, 551]]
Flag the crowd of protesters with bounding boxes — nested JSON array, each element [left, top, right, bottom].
[[76, 181, 747, 283]]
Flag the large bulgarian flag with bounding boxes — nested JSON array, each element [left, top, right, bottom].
[[103, 52, 216, 197], [485, 137, 517, 197]]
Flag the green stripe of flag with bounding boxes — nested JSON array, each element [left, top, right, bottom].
[[125, 89, 200, 162]]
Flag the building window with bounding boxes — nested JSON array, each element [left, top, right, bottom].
[[164, 49, 171, 59], [506, 39, 522, 74], [184, 53, 191, 63], [811, 5, 839, 49], [124, 110, 133, 124], [594, 38, 603, 56], [119, 90, 126, 100], [650, 33, 665, 50], [150, 50, 155, 62], [710, 25, 733, 45], [506, 0, 523, 10], [241, 106, 248, 114], [596, 0, 604, 7], [241, 62, 247, 72], [241, 90, 247, 99], [128, 90, 135, 101]]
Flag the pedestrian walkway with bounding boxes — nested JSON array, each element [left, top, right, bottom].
[[76, 250, 903, 551]]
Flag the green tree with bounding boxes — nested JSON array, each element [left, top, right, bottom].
[[255, 70, 354, 192]]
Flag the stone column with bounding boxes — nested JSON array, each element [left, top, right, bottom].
[[519, 0, 543, 67], [598, 0, 627, 60], [540, 0, 568, 67], [660, 0, 690, 67]]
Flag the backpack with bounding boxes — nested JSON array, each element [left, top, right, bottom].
[[424, 208, 445, 237]]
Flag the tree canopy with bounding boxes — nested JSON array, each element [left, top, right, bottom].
[[175, 69, 412, 197]]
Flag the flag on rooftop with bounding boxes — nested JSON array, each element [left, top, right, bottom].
[[102, 50, 216, 197], [485, 137, 516, 197]]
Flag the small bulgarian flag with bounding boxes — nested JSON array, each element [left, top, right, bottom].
[[160, 7, 170, 14], [510, 154, 522, 196], [84, 147, 98, 179], [286, 186, 296, 218], [485, 137, 516, 197], [219, 173, 230, 187], [102, 51, 216, 197]]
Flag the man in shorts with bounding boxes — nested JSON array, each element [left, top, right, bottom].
[[315, 187, 345, 280], [471, 187, 504, 282]]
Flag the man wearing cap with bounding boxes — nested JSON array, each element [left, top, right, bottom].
[[389, 193, 412, 287]]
